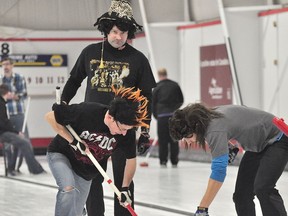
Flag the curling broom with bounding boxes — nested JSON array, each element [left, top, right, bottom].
[[139, 137, 158, 167]]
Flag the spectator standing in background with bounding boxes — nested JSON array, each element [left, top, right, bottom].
[[152, 68, 184, 167], [1, 57, 30, 174]]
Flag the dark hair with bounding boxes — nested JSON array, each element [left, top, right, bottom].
[[1, 57, 14, 64], [94, 1, 142, 39], [97, 19, 137, 39], [108, 86, 149, 128], [169, 103, 223, 149], [0, 84, 9, 96]]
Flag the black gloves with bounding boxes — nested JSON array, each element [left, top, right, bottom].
[[228, 142, 239, 164], [69, 139, 86, 155], [120, 187, 132, 205], [195, 206, 209, 216], [52, 101, 67, 111], [137, 129, 150, 155]]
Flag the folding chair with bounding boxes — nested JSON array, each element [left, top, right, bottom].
[[0, 142, 8, 177]]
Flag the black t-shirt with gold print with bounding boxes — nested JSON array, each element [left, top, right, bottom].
[[62, 41, 156, 105]]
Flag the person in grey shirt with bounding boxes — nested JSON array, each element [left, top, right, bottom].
[[169, 103, 288, 216]]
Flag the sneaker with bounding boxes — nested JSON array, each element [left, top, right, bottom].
[[8, 170, 17, 176], [160, 162, 167, 168], [32, 170, 47, 175], [16, 169, 22, 175], [172, 164, 178, 168]]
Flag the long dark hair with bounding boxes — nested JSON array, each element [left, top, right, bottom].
[[169, 103, 223, 149]]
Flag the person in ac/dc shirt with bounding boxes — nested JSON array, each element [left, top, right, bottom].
[[60, 1, 156, 215], [45, 86, 149, 216]]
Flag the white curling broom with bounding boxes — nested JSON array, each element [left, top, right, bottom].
[[22, 96, 31, 133]]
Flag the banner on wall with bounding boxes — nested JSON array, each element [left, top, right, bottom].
[[200, 44, 232, 107], [0, 54, 68, 96]]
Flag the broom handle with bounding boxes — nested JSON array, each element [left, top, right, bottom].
[[144, 137, 158, 161], [65, 125, 137, 216], [22, 96, 31, 133]]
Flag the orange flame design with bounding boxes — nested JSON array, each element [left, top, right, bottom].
[[112, 86, 149, 128]]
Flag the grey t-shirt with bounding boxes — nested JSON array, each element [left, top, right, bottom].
[[205, 105, 281, 159]]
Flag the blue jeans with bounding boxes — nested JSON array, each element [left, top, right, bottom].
[[233, 135, 288, 216], [0, 132, 44, 174], [47, 152, 91, 216]]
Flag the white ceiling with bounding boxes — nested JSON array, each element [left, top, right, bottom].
[[0, 0, 287, 32]]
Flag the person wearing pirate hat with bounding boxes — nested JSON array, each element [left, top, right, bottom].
[[60, 1, 156, 215], [94, 0, 142, 36], [46, 87, 149, 216]]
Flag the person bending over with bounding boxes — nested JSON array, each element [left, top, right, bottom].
[[169, 103, 288, 216], [45, 86, 149, 216]]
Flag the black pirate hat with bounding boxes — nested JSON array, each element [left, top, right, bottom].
[[94, 0, 142, 31]]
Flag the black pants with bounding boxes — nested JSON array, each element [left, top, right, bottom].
[[86, 135, 135, 216], [86, 159, 106, 216], [233, 135, 288, 216], [9, 114, 29, 171], [157, 116, 179, 165]]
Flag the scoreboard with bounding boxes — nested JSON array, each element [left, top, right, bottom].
[[0, 54, 68, 96]]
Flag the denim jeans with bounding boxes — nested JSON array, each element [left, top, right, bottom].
[[47, 152, 91, 216], [233, 135, 288, 216], [0, 132, 44, 174]]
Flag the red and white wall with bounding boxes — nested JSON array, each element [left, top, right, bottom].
[[1, 8, 288, 148]]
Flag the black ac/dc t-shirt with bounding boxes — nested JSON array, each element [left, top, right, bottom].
[[47, 102, 136, 180]]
